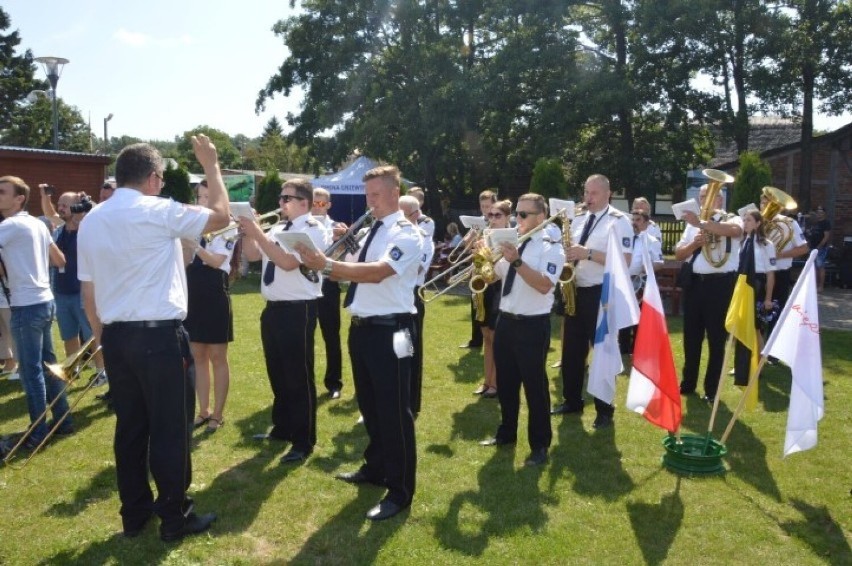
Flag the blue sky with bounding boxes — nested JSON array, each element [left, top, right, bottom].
[[5, 0, 303, 141], [5, 1, 849, 143]]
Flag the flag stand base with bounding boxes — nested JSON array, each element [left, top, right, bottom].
[[662, 434, 727, 475]]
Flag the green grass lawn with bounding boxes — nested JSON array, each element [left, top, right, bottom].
[[1, 274, 850, 565]]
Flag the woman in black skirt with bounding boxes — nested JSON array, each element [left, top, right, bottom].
[[473, 199, 512, 398], [185, 180, 235, 432]]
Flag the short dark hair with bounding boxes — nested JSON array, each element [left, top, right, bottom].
[[517, 193, 546, 215], [0, 175, 30, 207], [479, 189, 497, 203], [115, 143, 163, 187], [282, 178, 314, 201]]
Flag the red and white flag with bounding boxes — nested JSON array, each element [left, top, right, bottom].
[[626, 233, 682, 433], [762, 250, 824, 457]]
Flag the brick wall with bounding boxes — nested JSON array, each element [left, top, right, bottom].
[[0, 148, 111, 216]]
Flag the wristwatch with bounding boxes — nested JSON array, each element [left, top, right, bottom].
[[587, 249, 593, 261], [322, 258, 334, 277], [511, 258, 523, 269]]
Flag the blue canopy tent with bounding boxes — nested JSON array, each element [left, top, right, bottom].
[[312, 156, 376, 225]]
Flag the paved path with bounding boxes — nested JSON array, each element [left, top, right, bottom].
[[818, 287, 851, 331]]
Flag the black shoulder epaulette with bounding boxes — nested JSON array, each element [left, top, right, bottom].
[[305, 218, 319, 227], [417, 215, 433, 225], [397, 219, 414, 228], [608, 208, 625, 218]]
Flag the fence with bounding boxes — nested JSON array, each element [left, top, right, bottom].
[[656, 218, 685, 256]]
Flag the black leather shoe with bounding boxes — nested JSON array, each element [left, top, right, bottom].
[[123, 514, 152, 538], [160, 512, 217, 542], [479, 437, 515, 447], [336, 469, 384, 487], [679, 385, 696, 396], [701, 395, 715, 404], [551, 402, 583, 416], [592, 415, 613, 429], [459, 342, 482, 349], [366, 499, 408, 521], [524, 448, 548, 466], [280, 449, 309, 464]]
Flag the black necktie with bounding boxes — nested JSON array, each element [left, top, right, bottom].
[[343, 220, 383, 307], [262, 221, 292, 286], [578, 213, 596, 246], [191, 237, 206, 267], [502, 239, 530, 297], [739, 234, 754, 275]]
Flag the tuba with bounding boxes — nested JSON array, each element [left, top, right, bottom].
[[699, 168, 735, 268], [760, 186, 797, 253]]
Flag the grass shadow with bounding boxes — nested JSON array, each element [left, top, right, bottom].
[[724, 419, 782, 502], [780, 498, 852, 564], [45, 465, 116, 518], [433, 446, 553, 557], [551, 416, 635, 500], [445, 349, 483, 386], [287, 489, 405, 565], [448, 396, 500, 443], [626, 477, 684, 566], [309, 424, 368, 475]]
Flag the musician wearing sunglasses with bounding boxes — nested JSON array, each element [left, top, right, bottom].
[[239, 179, 329, 465], [311, 188, 344, 400], [552, 174, 633, 430], [480, 194, 564, 467], [77, 137, 229, 541], [298, 165, 422, 521]]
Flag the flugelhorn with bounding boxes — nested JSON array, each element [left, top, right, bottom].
[[760, 186, 797, 253], [203, 208, 283, 242], [700, 168, 735, 268]]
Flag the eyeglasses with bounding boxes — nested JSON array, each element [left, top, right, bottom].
[[313, 201, 329, 208], [487, 212, 505, 219], [279, 194, 306, 203], [516, 210, 539, 219]]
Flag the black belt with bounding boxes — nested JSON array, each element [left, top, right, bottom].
[[351, 314, 413, 327], [499, 312, 549, 321], [266, 299, 316, 307], [106, 319, 181, 329], [577, 285, 603, 292], [693, 272, 735, 281]]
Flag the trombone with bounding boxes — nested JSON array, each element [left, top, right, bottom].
[[3, 338, 102, 467], [446, 227, 481, 264], [203, 208, 283, 242]]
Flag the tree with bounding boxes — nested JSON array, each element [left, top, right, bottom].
[[255, 169, 282, 214], [529, 158, 567, 199], [175, 126, 241, 170], [161, 161, 193, 204], [2, 94, 92, 151], [0, 7, 46, 133], [753, 0, 852, 212], [731, 151, 771, 212]]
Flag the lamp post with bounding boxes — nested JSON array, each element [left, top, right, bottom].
[[34, 56, 69, 150], [104, 113, 114, 153]]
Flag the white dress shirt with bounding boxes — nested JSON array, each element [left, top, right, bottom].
[[494, 230, 564, 316], [572, 205, 634, 287], [261, 213, 328, 302], [677, 211, 743, 274]]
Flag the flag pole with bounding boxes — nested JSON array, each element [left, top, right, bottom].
[[706, 334, 735, 440], [720, 335, 768, 444]]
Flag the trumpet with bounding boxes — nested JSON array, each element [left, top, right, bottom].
[[324, 208, 374, 260], [419, 209, 564, 303], [3, 338, 102, 467], [203, 208, 283, 242]]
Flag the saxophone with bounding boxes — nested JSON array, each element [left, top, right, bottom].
[[558, 208, 577, 316], [469, 234, 498, 322]]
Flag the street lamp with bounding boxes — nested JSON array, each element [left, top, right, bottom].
[[104, 113, 114, 153], [34, 56, 70, 150]]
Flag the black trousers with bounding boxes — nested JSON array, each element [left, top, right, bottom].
[[412, 288, 425, 415], [260, 300, 318, 453], [317, 280, 343, 392], [766, 268, 792, 339], [681, 273, 735, 398], [348, 316, 416, 507], [102, 322, 194, 534], [494, 314, 552, 450], [561, 285, 612, 417]]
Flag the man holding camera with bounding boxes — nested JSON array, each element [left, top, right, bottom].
[[0, 176, 70, 455], [52, 191, 107, 384]]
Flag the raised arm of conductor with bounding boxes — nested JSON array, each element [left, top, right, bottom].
[[192, 134, 231, 234]]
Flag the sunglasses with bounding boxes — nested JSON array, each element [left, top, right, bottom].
[[516, 210, 539, 219], [279, 194, 306, 203], [313, 201, 329, 207], [487, 212, 505, 219]]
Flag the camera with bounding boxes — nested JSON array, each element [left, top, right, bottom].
[[70, 195, 94, 214], [39, 183, 56, 196]]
